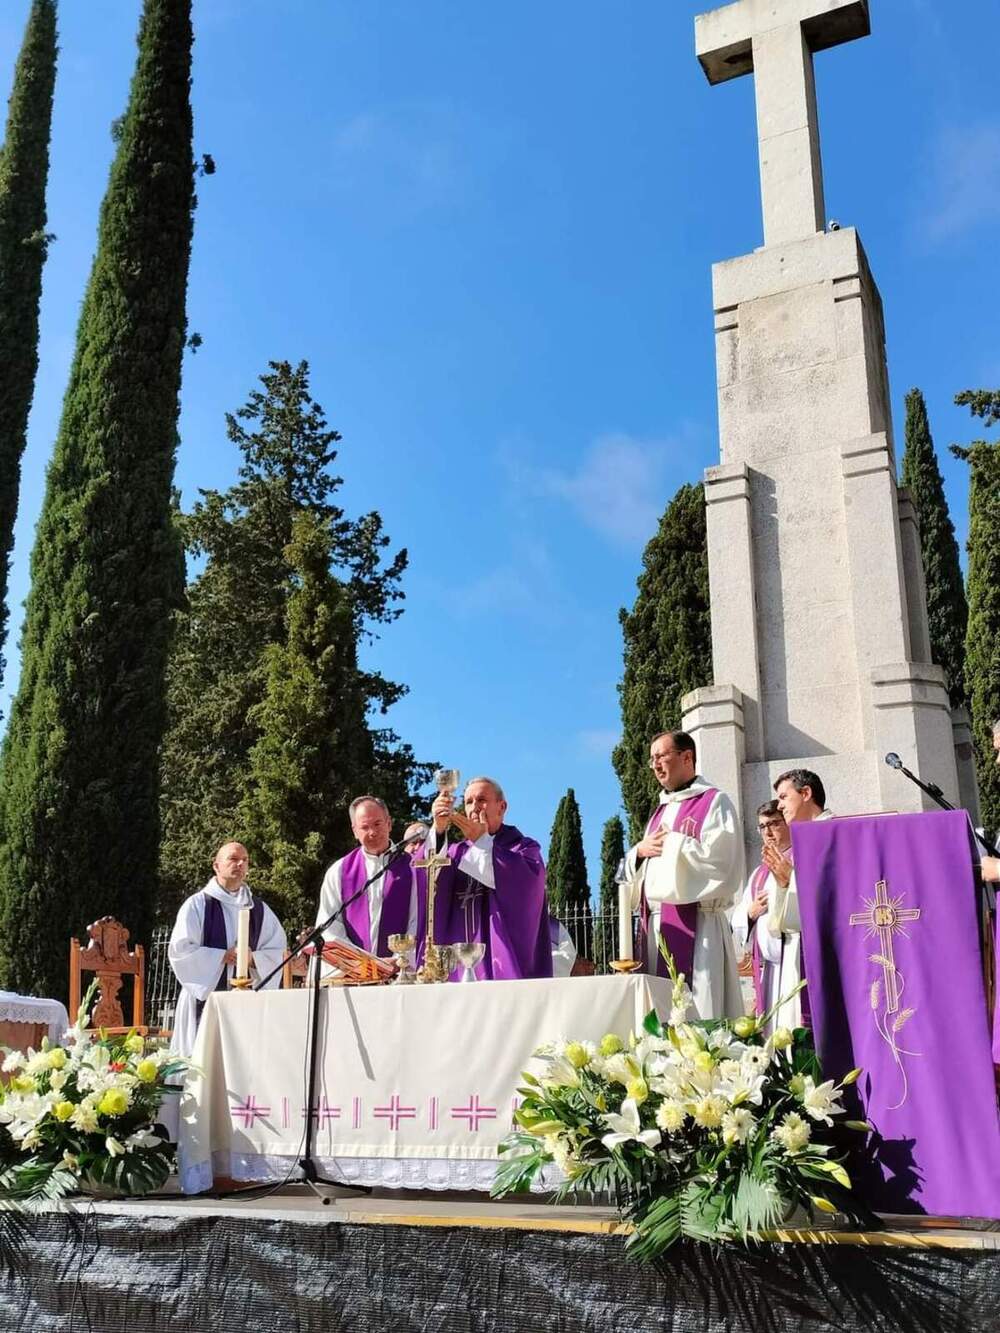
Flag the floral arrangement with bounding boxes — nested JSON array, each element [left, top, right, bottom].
[[0, 984, 190, 1206], [492, 961, 874, 1259]]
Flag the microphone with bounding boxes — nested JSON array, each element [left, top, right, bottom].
[[884, 752, 902, 770]]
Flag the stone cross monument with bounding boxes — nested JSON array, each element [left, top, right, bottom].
[[682, 0, 979, 864]]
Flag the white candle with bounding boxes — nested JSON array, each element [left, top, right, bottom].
[[617, 880, 633, 962], [236, 906, 250, 979]]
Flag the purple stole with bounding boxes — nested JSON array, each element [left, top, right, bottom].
[[196, 893, 265, 1023], [339, 846, 414, 957], [749, 862, 769, 1016], [638, 788, 717, 979]]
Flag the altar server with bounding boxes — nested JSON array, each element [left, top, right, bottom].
[[427, 776, 552, 980], [622, 731, 742, 1019], [315, 796, 421, 959], [732, 801, 795, 1030], [168, 842, 287, 1058]]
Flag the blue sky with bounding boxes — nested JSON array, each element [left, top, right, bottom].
[[1, 1, 998, 891]]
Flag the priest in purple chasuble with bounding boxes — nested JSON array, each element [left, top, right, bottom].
[[425, 776, 552, 981], [732, 800, 793, 1030], [168, 842, 287, 1059], [623, 731, 742, 1019], [314, 796, 421, 972]]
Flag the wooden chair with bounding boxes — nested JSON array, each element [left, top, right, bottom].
[[282, 932, 311, 989], [68, 916, 146, 1034]]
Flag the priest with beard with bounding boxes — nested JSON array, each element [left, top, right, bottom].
[[425, 776, 551, 981], [622, 730, 742, 1019], [168, 842, 287, 1060]]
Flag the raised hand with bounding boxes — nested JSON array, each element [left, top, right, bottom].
[[636, 829, 667, 860], [762, 844, 792, 888]]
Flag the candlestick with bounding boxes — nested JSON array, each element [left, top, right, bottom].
[[617, 880, 633, 963], [236, 906, 250, 980]]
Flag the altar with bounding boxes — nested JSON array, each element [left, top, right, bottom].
[[178, 972, 672, 1194]]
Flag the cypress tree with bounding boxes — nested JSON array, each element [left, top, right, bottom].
[[900, 388, 968, 705], [597, 814, 625, 971], [952, 390, 1000, 835], [0, 0, 194, 999], [613, 482, 712, 842], [159, 360, 426, 916], [0, 0, 58, 688], [546, 788, 591, 954], [237, 511, 372, 932]]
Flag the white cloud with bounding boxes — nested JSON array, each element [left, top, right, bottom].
[[509, 430, 703, 549], [577, 728, 620, 758], [917, 121, 1000, 244]]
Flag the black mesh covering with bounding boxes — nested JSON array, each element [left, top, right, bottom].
[[1, 1208, 998, 1333]]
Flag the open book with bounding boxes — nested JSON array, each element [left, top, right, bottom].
[[304, 937, 396, 986]]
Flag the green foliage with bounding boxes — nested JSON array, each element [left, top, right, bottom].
[[613, 483, 712, 842], [0, 0, 58, 689], [545, 788, 592, 954], [159, 360, 431, 921], [952, 390, 1000, 834], [900, 389, 968, 705], [0, 0, 194, 1000], [596, 815, 625, 969], [237, 512, 372, 931]]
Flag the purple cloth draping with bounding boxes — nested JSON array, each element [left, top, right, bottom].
[[428, 824, 552, 980], [793, 809, 1000, 1218]]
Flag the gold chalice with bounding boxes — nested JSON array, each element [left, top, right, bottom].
[[388, 932, 417, 984]]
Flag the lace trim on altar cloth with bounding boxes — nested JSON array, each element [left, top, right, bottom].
[[178, 1151, 563, 1196], [0, 994, 70, 1042]]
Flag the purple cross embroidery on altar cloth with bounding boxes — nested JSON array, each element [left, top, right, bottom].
[[352, 1097, 362, 1129], [451, 1095, 497, 1130], [231, 1096, 270, 1127], [428, 1097, 439, 1130], [374, 1095, 417, 1131], [302, 1099, 341, 1124]]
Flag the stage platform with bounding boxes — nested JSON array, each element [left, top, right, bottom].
[[1, 1185, 998, 1332]]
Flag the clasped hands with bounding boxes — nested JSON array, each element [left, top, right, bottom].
[[762, 844, 792, 888], [432, 792, 489, 842]]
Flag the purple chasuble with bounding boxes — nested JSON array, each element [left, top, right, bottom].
[[338, 846, 416, 957], [638, 788, 717, 979], [793, 809, 1000, 1217], [426, 824, 552, 981], [195, 893, 264, 1024]]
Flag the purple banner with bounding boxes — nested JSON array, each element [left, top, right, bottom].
[[793, 809, 1000, 1218]]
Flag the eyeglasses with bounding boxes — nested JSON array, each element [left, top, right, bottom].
[[757, 819, 785, 835], [648, 751, 678, 768]]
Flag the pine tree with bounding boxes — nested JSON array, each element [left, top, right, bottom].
[[0, 0, 193, 999], [237, 511, 372, 932], [613, 482, 712, 842], [596, 814, 625, 972], [901, 388, 968, 705], [952, 390, 1000, 835], [546, 788, 591, 955], [159, 360, 427, 916], [0, 0, 58, 688]]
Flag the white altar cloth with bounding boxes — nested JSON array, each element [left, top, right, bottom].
[[0, 992, 70, 1044], [177, 973, 672, 1193]]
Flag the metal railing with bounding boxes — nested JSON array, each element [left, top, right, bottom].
[[147, 926, 179, 1032]]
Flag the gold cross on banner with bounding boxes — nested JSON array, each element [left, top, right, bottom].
[[849, 880, 921, 1014]]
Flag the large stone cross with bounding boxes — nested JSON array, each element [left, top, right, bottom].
[[695, 1, 870, 246]]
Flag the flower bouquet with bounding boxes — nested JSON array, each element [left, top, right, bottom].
[[0, 984, 190, 1207], [492, 959, 876, 1259]]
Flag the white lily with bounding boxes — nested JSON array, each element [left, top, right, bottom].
[[105, 1136, 126, 1158], [600, 1098, 662, 1151], [799, 1077, 845, 1125]]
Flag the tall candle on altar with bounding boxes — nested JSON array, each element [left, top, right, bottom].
[[235, 906, 250, 979], [617, 880, 633, 962]]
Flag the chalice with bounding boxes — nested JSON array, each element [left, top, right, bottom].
[[388, 932, 417, 984], [453, 941, 485, 983]]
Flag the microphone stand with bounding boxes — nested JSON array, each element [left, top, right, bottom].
[[254, 847, 410, 1203], [885, 755, 1000, 857]]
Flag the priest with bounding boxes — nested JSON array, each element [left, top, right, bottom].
[[315, 795, 421, 964], [168, 842, 287, 1059], [731, 800, 796, 1030], [623, 731, 742, 1019], [426, 776, 551, 980]]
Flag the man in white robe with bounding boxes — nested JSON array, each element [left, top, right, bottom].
[[765, 768, 835, 1027], [315, 797, 419, 971], [732, 800, 793, 1029], [168, 842, 287, 1060], [623, 730, 742, 1019]]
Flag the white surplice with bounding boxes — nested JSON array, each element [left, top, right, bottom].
[[764, 809, 835, 1029], [168, 880, 287, 1060], [731, 866, 785, 1027], [623, 776, 743, 1019], [315, 849, 419, 953]]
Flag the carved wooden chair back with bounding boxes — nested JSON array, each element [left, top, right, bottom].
[[68, 916, 146, 1034]]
